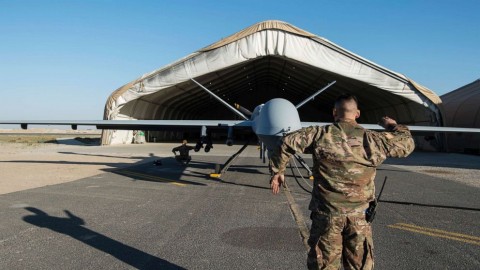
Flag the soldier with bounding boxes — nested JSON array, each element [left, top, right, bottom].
[[269, 94, 415, 270], [172, 140, 195, 165]]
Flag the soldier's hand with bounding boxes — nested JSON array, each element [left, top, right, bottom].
[[379, 116, 397, 130], [270, 174, 285, 195]]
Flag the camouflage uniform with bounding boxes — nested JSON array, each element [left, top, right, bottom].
[[270, 119, 415, 270]]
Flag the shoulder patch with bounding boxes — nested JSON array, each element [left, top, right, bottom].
[[384, 133, 394, 140]]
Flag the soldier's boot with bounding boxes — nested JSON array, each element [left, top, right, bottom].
[[307, 249, 320, 270]]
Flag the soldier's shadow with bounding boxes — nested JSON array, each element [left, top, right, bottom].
[[22, 207, 185, 270]]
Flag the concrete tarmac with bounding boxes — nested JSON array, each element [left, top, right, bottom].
[[1, 144, 479, 269]]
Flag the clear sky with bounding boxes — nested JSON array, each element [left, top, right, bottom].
[[1, 0, 478, 122]]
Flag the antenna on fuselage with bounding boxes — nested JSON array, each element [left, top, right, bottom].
[[295, 80, 336, 109], [190, 78, 249, 120]]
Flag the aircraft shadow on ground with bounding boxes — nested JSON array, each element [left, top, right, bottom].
[[0, 159, 154, 173], [383, 153, 480, 170], [22, 207, 185, 270], [224, 165, 265, 175], [114, 170, 207, 186], [1, 154, 217, 185], [379, 200, 480, 212], [215, 178, 271, 191], [57, 151, 152, 159], [113, 157, 222, 186]]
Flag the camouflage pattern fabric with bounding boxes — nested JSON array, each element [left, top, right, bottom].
[[270, 119, 414, 269], [307, 211, 373, 270], [270, 120, 414, 213]]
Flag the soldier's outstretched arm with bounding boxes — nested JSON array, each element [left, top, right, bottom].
[[269, 126, 320, 195], [271, 126, 320, 173]]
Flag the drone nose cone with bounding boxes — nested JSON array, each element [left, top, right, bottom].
[[255, 98, 302, 136]]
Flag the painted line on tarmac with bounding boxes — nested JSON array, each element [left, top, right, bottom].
[[388, 223, 480, 246], [118, 170, 187, 187], [283, 184, 310, 251]]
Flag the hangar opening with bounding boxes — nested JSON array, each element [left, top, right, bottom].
[[101, 20, 443, 149]]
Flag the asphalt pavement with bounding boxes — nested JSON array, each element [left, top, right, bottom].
[[0, 145, 479, 269]]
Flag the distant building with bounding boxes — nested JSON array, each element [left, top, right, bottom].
[[441, 79, 480, 154]]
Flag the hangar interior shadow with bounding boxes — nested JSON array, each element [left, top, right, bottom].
[[119, 55, 438, 145], [22, 207, 186, 270], [126, 56, 432, 125]]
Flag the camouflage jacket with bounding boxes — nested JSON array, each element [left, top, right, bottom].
[[270, 119, 415, 213]]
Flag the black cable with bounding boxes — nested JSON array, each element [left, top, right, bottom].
[[289, 161, 312, 194]]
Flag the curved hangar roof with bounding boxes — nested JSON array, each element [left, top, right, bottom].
[[102, 20, 442, 145]]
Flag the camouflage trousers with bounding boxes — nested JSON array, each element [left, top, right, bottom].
[[307, 210, 374, 270]]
